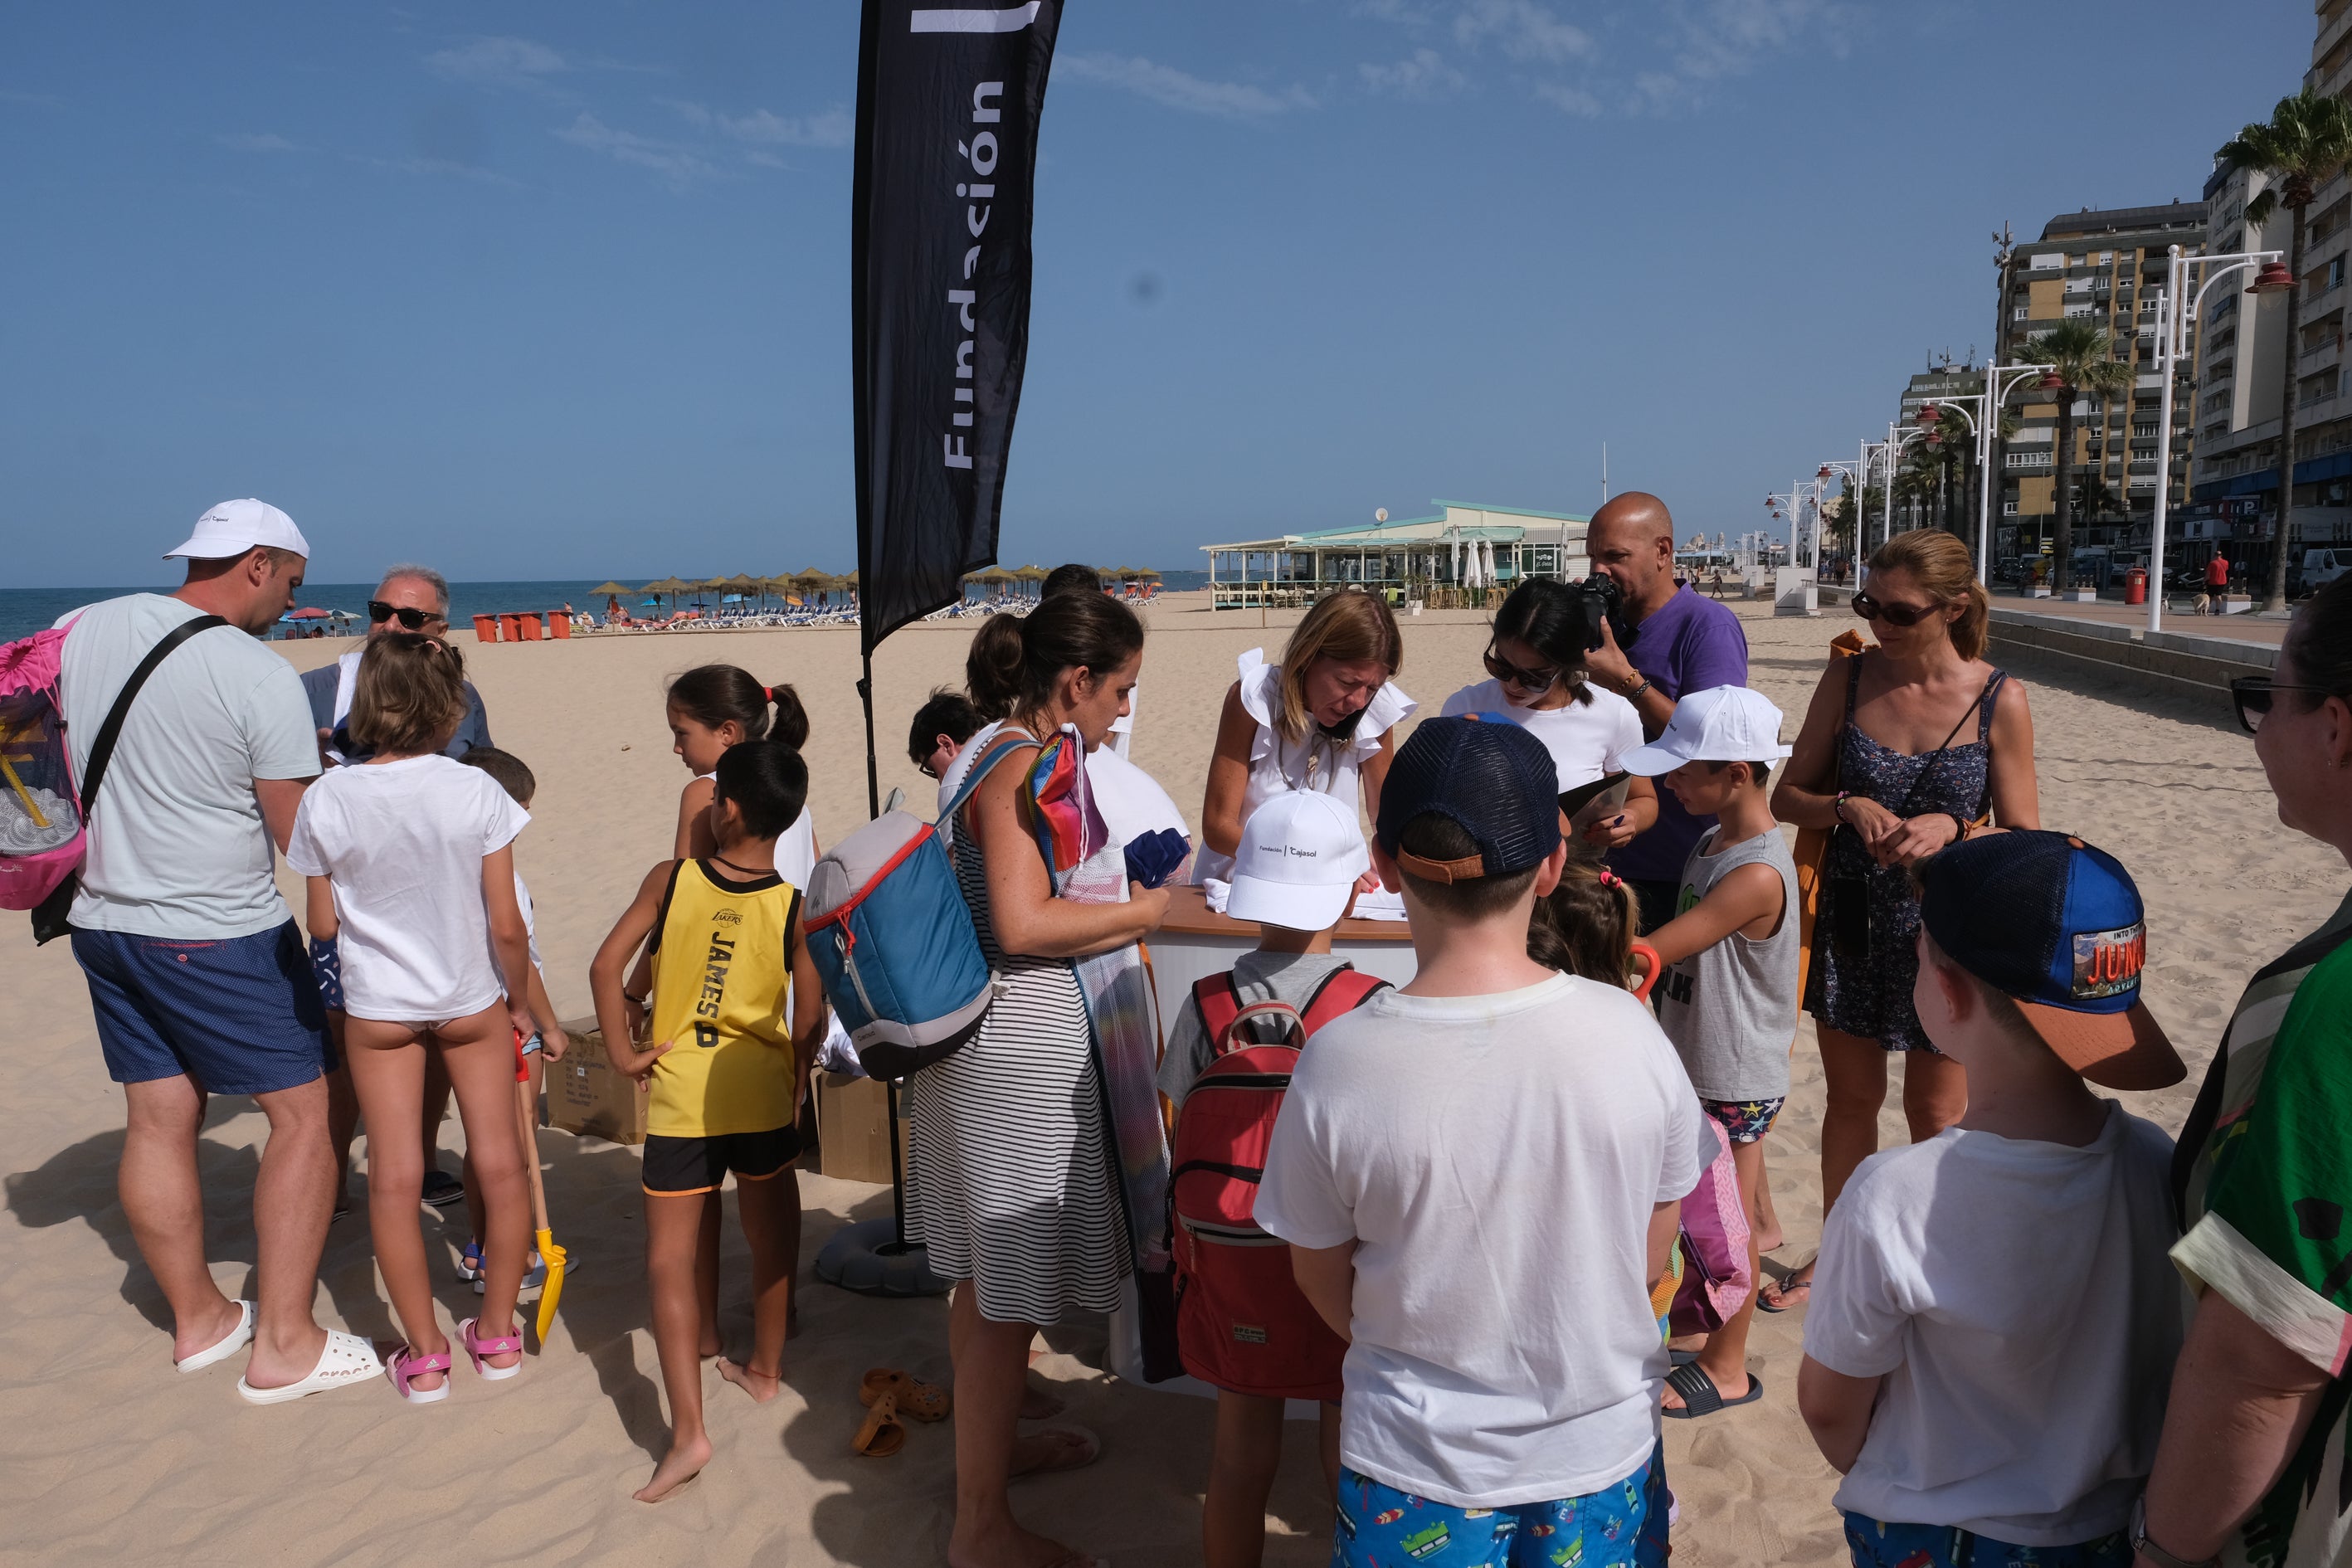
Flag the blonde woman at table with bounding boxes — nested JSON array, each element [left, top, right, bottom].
[[915, 591, 1171, 1568], [1198, 590, 1412, 886]]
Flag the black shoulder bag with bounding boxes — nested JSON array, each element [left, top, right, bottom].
[[32, 615, 231, 944]]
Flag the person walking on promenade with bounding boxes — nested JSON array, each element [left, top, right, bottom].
[[306, 562, 492, 1217], [54, 499, 377, 1402], [2134, 575, 2352, 1568], [1767, 528, 2038, 1312], [2205, 548, 2232, 615], [914, 591, 1171, 1568], [1580, 492, 1752, 936]]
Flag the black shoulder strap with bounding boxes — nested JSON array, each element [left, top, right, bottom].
[[77, 615, 231, 821]]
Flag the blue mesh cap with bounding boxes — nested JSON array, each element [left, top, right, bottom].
[[1916, 830, 2183, 1090], [1375, 716, 1562, 881]]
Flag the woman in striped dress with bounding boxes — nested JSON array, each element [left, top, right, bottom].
[[907, 591, 1169, 1568]]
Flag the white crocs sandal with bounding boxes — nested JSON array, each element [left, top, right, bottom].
[[174, 1300, 256, 1375], [236, 1330, 383, 1405]]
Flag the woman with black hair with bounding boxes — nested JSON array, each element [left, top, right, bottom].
[[1438, 577, 1659, 852]]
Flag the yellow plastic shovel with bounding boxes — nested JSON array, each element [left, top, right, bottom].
[[515, 1076, 567, 1348]]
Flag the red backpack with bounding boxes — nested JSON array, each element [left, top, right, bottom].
[[1169, 964, 1388, 1401]]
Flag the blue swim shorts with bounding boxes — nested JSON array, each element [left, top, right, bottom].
[[73, 921, 334, 1096], [1333, 1447, 1669, 1568], [1842, 1513, 2132, 1568]]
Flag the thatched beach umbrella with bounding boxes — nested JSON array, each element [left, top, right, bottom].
[[590, 581, 631, 597]]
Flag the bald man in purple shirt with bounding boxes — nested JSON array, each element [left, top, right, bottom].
[[1581, 493, 1752, 934]]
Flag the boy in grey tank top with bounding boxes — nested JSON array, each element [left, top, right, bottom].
[[1622, 686, 1800, 1419]]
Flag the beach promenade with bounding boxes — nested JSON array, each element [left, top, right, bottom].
[[2, 592, 2340, 1566]]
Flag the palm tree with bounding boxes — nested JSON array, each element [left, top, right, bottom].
[[2217, 90, 2352, 610], [2015, 321, 2132, 592]]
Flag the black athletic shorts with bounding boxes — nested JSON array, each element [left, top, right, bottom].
[[640, 1127, 801, 1196]]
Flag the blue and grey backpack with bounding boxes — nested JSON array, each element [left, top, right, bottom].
[[802, 733, 1035, 1079]]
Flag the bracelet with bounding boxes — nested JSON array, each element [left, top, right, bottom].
[[623, 991, 648, 1008], [1832, 791, 1853, 825], [2130, 1497, 2218, 1568], [1945, 811, 1970, 843], [1624, 677, 1653, 703]]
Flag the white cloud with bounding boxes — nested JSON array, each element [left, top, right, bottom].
[[1452, 0, 1594, 65], [1360, 48, 1468, 100], [553, 112, 714, 186], [1672, 0, 1846, 81], [714, 106, 853, 149], [1059, 53, 1316, 121], [216, 132, 304, 153], [428, 37, 569, 90], [1532, 81, 1602, 117]]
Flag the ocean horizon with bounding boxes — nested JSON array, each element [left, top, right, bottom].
[[0, 572, 1210, 645]]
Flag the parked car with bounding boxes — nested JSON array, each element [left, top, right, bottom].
[[2294, 547, 2350, 597]]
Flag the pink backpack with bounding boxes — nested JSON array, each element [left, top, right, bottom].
[[0, 628, 84, 913], [1669, 1116, 1755, 1335]]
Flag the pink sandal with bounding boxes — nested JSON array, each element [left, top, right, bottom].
[[386, 1342, 452, 1404], [459, 1317, 523, 1382]]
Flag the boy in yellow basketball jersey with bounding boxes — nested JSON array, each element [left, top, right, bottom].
[[590, 739, 825, 1502]]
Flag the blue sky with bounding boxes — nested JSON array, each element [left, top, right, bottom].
[[0, 2, 2318, 587]]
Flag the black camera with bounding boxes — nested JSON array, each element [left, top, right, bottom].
[[1571, 574, 1634, 652]]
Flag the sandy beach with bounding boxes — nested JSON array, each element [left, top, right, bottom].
[[2, 590, 2341, 1568]]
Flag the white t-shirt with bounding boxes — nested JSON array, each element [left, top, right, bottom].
[[1803, 1105, 2184, 1544], [56, 594, 320, 939], [1109, 685, 1137, 759], [1438, 678, 1642, 794], [285, 754, 530, 1022], [1255, 973, 1702, 1508], [1088, 744, 1188, 850]]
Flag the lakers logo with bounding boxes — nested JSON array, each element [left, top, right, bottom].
[[713, 908, 742, 926], [2071, 923, 2145, 1000]]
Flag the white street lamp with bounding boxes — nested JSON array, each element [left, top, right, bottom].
[[2146, 242, 2291, 632], [1911, 362, 2053, 582]]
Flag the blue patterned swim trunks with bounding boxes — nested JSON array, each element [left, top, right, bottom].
[[1332, 1449, 1669, 1568]]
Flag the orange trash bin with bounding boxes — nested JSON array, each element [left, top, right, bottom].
[[2124, 567, 2147, 606], [473, 614, 499, 642], [516, 613, 543, 641], [548, 611, 571, 640]]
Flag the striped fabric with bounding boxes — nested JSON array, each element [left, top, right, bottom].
[[902, 798, 1130, 1325]]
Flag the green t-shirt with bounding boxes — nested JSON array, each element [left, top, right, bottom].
[[2172, 889, 2352, 1568]]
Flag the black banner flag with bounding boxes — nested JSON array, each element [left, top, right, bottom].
[[850, 0, 1060, 658]]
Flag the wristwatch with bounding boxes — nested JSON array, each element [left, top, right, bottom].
[[2130, 1497, 2218, 1568]]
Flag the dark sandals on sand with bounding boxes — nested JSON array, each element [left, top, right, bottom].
[[1663, 1363, 1765, 1419]]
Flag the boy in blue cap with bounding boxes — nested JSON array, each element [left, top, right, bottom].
[[1255, 716, 1701, 1568], [1797, 831, 2188, 1567]]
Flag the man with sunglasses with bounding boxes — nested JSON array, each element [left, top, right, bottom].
[[1581, 493, 1752, 934], [298, 563, 494, 1217], [299, 564, 493, 766]]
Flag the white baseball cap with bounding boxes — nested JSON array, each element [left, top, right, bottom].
[[1619, 685, 1793, 777], [1227, 790, 1371, 932], [163, 499, 312, 561]]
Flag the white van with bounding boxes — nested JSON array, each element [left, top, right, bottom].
[[2303, 548, 2350, 592]]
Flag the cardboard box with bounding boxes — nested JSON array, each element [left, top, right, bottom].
[[815, 1071, 910, 1186], [548, 1015, 647, 1147]]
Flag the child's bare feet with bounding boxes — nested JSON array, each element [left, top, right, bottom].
[[635, 1434, 712, 1503], [947, 1518, 1099, 1568], [716, 1356, 782, 1403]]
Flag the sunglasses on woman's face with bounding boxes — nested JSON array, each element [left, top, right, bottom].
[[1483, 645, 1560, 694], [368, 600, 445, 631], [1850, 592, 1942, 629], [2229, 675, 2337, 735]]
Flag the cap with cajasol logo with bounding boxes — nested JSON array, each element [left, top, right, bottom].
[[1226, 790, 1371, 932], [162, 498, 312, 561], [1916, 830, 2184, 1090], [1618, 685, 1793, 777]]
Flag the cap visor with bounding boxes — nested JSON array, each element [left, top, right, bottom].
[[1615, 742, 1689, 778], [2012, 996, 2185, 1091], [1225, 873, 1351, 933], [162, 536, 251, 560]]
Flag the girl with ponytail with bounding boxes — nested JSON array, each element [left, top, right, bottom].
[[662, 665, 817, 882]]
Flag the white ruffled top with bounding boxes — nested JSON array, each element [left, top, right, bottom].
[[1194, 648, 1415, 883]]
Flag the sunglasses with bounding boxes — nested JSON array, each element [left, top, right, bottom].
[[2229, 675, 2337, 734], [1483, 645, 1561, 694], [1850, 592, 1945, 628], [368, 600, 446, 631]]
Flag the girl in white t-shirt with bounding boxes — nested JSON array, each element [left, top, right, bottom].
[[1438, 578, 1658, 853], [1198, 590, 1415, 886], [662, 665, 819, 879], [286, 634, 537, 1402]]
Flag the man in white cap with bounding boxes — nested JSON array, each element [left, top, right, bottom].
[[51, 500, 378, 1402]]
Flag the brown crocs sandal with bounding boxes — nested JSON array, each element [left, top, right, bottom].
[[860, 1366, 951, 1422], [854, 1390, 905, 1458]]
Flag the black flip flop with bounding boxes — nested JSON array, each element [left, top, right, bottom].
[[1756, 1274, 1811, 1314], [1663, 1362, 1764, 1419]]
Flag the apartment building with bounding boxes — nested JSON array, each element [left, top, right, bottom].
[[1994, 202, 2207, 574], [2184, 0, 2352, 580]]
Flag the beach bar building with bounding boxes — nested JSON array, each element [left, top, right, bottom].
[[1200, 500, 1592, 610]]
